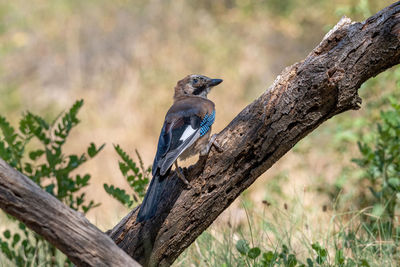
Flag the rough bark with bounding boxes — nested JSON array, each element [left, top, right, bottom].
[[108, 2, 400, 266], [0, 158, 140, 267]]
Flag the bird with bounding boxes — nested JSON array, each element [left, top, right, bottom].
[[136, 74, 223, 222]]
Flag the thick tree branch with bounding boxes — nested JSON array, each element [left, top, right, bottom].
[[0, 159, 140, 267], [109, 2, 400, 266]]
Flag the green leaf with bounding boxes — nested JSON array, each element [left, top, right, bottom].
[[371, 204, 385, 218], [18, 223, 26, 231], [29, 149, 44, 160], [82, 200, 101, 213], [76, 174, 91, 186], [103, 184, 133, 207], [114, 144, 138, 173], [335, 249, 345, 265], [119, 162, 130, 176], [0, 141, 12, 162], [0, 115, 17, 146], [316, 256, 325, 264], [30, 113, 49, 130], [236, 239, 250, 255], [113, 145, 150, 199], [53, 100, 84, 147], [12, 234, 20, 247], [45, 184, 55, 195], [20, 112, 51, 144], [359, 259, 370, 267], [24, 163, 33, 174], [282, 244, 289, 254], [0, 115, 25, 168], [287, 254, 298, 267], [388, 177, 400, 187], [247, 247, 261, 259], [1, 241, 12, 259], [312, 243, 327, 264], [69, 155, 80, 168], [262, 251, 278, 265], [3, 230, 11, 239], [76, 193, 85, 206], [87, 142, 105, 158]]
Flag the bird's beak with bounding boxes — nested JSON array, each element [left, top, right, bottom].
[[209, 78, 223, 87]]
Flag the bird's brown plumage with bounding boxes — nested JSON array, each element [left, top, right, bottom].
[[137, 74, 222, 222]]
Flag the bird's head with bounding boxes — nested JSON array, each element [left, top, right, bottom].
[[174, 74, 223, 99]]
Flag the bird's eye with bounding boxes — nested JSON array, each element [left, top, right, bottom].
[[193, 79, 198, 84]]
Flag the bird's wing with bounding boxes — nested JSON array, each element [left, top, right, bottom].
[[152, 112, 203, 176]]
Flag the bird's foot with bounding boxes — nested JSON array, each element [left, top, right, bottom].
[[200, 134, 224, 156], [176, 169, 191, 188], [175, 161, 191, 188]]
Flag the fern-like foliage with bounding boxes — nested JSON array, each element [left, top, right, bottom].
[[0, 100, 104, 266], [104, 144, 150, 208]]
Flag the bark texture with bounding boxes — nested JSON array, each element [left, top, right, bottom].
[[0, 158, 140, 267], [108, 2, 400, 266]]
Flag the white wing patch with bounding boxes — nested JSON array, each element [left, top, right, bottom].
[[180, 125, 196, 141]]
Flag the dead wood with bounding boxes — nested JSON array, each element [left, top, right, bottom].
[[108, 2, 400, 266], [0, 159, 140, 267]]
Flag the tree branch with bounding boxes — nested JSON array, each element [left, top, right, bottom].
[[0, 159, 140, 267], [108, 2, 400, 266]]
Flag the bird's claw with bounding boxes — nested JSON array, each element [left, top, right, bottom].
[[175, 161, 191, 188]]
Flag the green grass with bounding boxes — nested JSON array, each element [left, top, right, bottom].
[[176, 195, 398, 266]]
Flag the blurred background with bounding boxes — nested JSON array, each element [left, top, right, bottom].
[[0, 0, 399, 266]]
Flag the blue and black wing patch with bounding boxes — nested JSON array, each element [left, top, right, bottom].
[[200, 110, 215, 136]]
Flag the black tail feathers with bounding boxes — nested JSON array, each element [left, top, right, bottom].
[[136, 172, 166, 222]]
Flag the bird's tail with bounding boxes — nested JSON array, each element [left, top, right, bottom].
[[136, 171, 167, 222]]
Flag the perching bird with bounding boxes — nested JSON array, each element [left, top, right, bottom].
[[136, 74, 223, 222]]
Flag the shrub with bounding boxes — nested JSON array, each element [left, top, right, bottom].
[[353, 98, 400, 241], [0, 100, 103, 266]]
